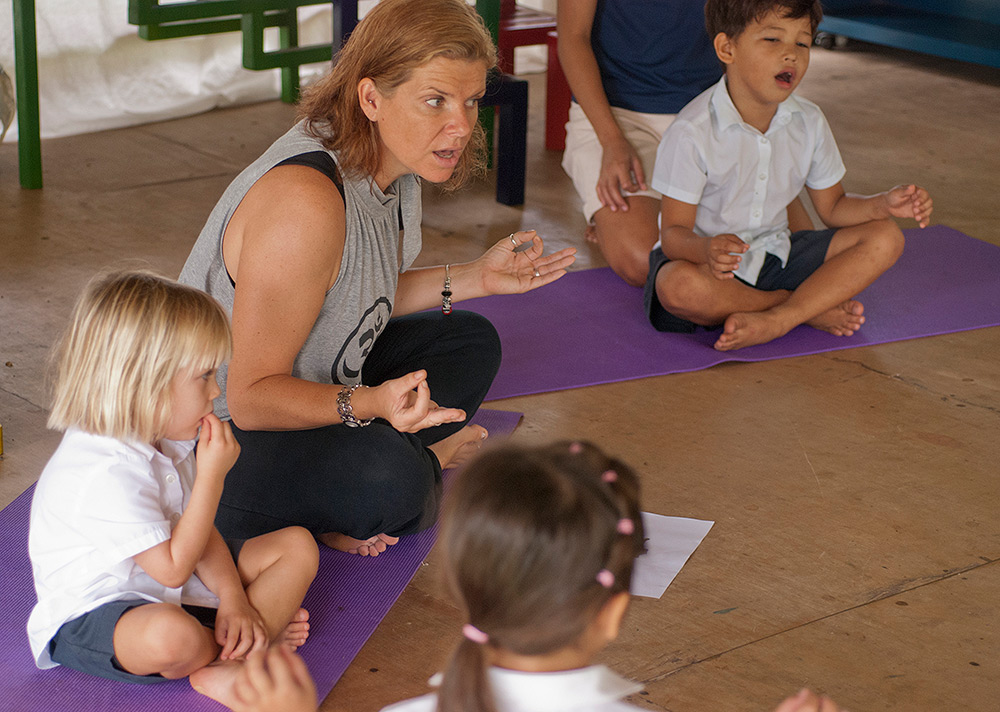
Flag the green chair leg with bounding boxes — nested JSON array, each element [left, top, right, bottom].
[[13, 0, 42, 189]]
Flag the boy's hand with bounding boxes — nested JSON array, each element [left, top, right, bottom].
[[196, 414, 240, 485], [705, 233, 748, 280], [885, 184, 933, 227], [232, 647, 318, 712], [215, 595, 268, 661]]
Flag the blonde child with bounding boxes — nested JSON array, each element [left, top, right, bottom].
[[27, 271, 319, 707], [229, 442, 844, 712]]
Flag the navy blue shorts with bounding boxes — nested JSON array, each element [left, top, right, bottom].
[[47, 538, 243, 684], [644, 228, 837, 333]]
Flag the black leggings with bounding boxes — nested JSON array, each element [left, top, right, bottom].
[[214, 310, 501, 541]]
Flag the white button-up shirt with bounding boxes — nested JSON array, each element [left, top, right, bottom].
[[381, 665, 645, 712], [27, 429, 219, 669], [652, 76, 846, 285]]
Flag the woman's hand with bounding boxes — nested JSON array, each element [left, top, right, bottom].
[[597, 135, 648, 212], [365, 370, 466, 433], [476, 230, 577, 296]]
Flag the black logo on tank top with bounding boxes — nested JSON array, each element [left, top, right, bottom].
[[332, 297, 392, 383]]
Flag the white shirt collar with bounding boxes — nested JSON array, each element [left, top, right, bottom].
[[709, 76, 804, 135], [66, 428, 196, 464], [486, 665, 644, 711]]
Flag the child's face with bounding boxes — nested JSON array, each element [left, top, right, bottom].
[[162, 367, 221, 441], [718, 11, 813, 111]]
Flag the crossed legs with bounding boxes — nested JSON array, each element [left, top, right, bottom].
[[654, 219, 904, 350]]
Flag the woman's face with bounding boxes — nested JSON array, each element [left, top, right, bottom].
[[361, 56, 487, 190]]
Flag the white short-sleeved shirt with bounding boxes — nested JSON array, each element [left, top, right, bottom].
[[27, 429, 219, 669], [380, 664, 645, 712], [652, 76, 847, 285]]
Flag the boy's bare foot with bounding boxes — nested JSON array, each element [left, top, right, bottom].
[[318, 532, 400, 557], [584, 223, 598, 244], [190, 659, 244, 709], [274, 608, 310, 651], [714, 310, 791, 351], [806, 299, 865, 336], [428, 424, 489, 470]]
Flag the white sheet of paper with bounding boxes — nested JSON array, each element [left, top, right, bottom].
[[630, 512, 714, 599]]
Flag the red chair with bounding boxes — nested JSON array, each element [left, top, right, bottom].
[[494, 1, 571, 151]]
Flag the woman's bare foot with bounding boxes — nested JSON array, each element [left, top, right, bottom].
[[318, 531, 400, 557], [806, 299, 865, 336], [428, 424, 489, 470], [273, 608, 310, 651], [190, 659, 244, 709]]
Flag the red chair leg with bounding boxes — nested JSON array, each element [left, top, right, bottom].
[[545, 30, 570, 152]]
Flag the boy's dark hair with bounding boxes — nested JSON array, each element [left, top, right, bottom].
[[705, 0, 823, 39]]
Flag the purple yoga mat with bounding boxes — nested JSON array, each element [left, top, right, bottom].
[[0, 408, 522, 711], [467, 226, 1000, 401]]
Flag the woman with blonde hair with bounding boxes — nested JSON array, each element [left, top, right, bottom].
[[180, 0, 575, 557]]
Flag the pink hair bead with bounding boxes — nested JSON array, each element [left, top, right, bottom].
[[596, 569, 615, 588], [569, 442, 583, 454], [617, 518, 635, 535], [462, 624, 489, 644], [601, 470, 617, 483]]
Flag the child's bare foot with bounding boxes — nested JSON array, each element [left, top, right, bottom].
[[274, 608, 310, 651], [584, 223, 598, 244], [190, 659, 244, 709], [318, 532, 399, 557], [714, 310, 791, 351], [806, 299, 865, 336], [428, 424, 489, 469]]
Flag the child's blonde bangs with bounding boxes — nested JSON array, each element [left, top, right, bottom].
[[48, 271, 232, 443]]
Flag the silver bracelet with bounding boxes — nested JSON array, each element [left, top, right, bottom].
[[337, 384, 374, 427]]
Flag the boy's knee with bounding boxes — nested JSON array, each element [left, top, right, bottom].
[[612, 250, 652, 288], [656, 262, 705, 313], [870, 218, 905, 266]]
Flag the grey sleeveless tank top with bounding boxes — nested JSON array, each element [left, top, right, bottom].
[[179, 121, 422, 420]]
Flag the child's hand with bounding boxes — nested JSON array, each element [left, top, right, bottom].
[[215, 596, 268, 661], [196, 413, 240, 484], [773, 688, 842, 712], [885, 184, 933, 227], [232, 647, 318, 712], [705, 233, 748, 280]]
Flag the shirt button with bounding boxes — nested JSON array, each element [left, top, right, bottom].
[[165, 474, 177, 484], [758, 173, 767, 180], [171, 512, 181, 523], [753, 210, 761, 217], [760, 137, 768, 144]]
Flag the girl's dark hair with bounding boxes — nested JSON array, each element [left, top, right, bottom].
[[435, 441, 645, 712], [297, 0, 496, 191], [705, 0, 823, 39]]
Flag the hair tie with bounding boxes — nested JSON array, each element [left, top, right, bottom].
[[462, 624, 489, 644], [617, 518, 634, 535], [601, 470, 617, 483], [596, 569, 615, 588], [569, 442, 583, 454]]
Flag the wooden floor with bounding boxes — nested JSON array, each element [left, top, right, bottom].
[[2, 41, 998, 712]]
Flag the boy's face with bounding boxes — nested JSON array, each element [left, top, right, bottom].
[[716, 10, 813, 113]]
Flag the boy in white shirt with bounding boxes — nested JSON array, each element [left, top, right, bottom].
[[645, 0, 933, 351]]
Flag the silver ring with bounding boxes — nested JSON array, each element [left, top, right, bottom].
[[533, 268, 540, 278], [509, 233, 518, 249]]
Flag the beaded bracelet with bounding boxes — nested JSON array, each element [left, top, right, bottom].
[[337, 384, 374, 427], [441, 264, 453, 315]]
